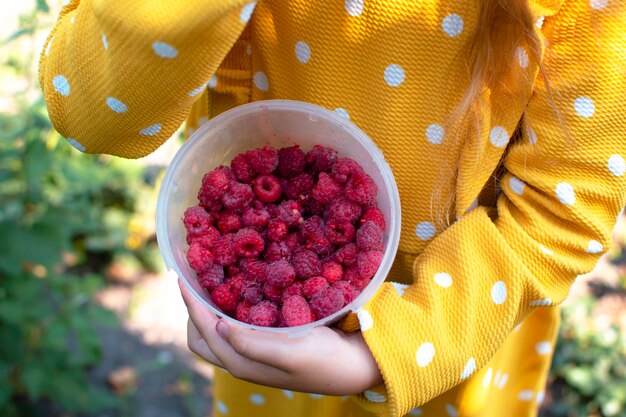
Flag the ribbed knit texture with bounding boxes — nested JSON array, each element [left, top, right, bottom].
[[40, 0, 626, 416]]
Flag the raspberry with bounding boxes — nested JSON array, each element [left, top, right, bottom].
[[304, 234, 334, 257], [199, 196, 223, 213], [281, 296, 315, 326], [331, 158, 363, 183], [346, 268, 370, 291], [230, 154, 254, 183], [332, 281, 360, 304], [222, 181, 253, 210], [322, 261, 343, 283], [283, 233, 301, 251], [356, 221, 384, 251], [360, 205, 386, 230], [312, 172, 343, 204], [302, 276, 329, 299], [303, 196, 326, 216], [240, 259, 268, 283], [282, 281, 304, 301], [310, 287, 345, 319], [217, 210, 242, 235], [211, 283, 239, 313], [241, 206, 270, 230], [274, 200, 303, 226], [183, 206, 214, 238], [227, 265, 241, 276], [292, 249, 322, 279], [306, 145, 338, 173], [234, 229, 265, 258], [186, 242, 214, 273], [325, 219, 356, 245], [211, 234, 237, 266], [334, 243, 359, 266], [248, 300, 279, 327], [266, 259, 296, 288], [263, 282, 283, 303], [277, 145, 306, 178], [246, 146, 279, 175], [241, 280, 264, 304], [300, 215, 325, 239], [284, 173, 315, 200], [235, 301, 252, 323], [198, 264, 225, 291], [357, 250, 384, 279], [264, 241, 291, 263], [253, 174, 282, 202], [187, 226, 220, 248], [326, 197, 362, 223], [199, 166, 232, 200], [345, 172, 378, 205], [267, 219, 289, 242], [228, 275, 245, 296]]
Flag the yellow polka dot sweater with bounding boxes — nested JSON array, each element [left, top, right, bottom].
[[40, 0, 626, 416]]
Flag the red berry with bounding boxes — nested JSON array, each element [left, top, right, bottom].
[[222, 181, 253, 210], [277, 145, 306, 178], [306, 145, 338, 173], [292, 250, 322, 279], [303, 196, 326, 216], [312, 172, 343, 204], [274, 200, 303, 226], [325, 219, 356, 245], [360, 205, 386, 230], [331, 158, 363, 183], [300, 215, 325, 238], [264, 241, 291, 263], [186, 242, 214, 273], [198, 264, 225, 291], [199, 195, 223, 213], [230, 154, 254, 183], [253, 174, 282, 202], [241, 206, 270, 230], [302, 276, 329, 299], [234, 229, 265, 258], [211, 234, 237, 266], [281, 296, 315, 327], [356, 250, 384, 279], [246, 146, 279, 175], [267, 219, 289, 242], [332, 281, 360, 304], [284, 173, 315, 200], [345, 172, 378, 205], [310, 287, 345, 319], [227, 265, 241, 276], [241, 281, 264, 304], [266, 259, 296, 288], [283, 233, 301, 251], [263, 282, 283, 303], [326, 197, 362, 223], [200, 166, 232, 200], [241, 259, 268, 283], [334, 243, 359, 266], [282, 281, 304, 301], [322, 261, 343, 283], [211, 283, 239, 313], [228, 275, 245, 296], [217, 210, 242, 235], [248, 300, 279, 327], [188, 226, 220, 248], [235, 300, 252, 323], [304, 234, 334, 257], [183, 206, 214, 238], [356, 221, 384, 251]]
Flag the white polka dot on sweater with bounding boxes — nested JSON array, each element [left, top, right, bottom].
[[489, 126, 509, 147], [102, 33, 108, 50], [364, 391, 386, 402], [408, 408, 423, 416], [391, 282, 409, 296], [240, 2, 257, 23], [556, 182, 576, 205], [530, 298, 551, 307], [140, 123, 162, 136], [216, 400, 228, 414], [516, 46, 529, 68], [295, 41, 311, 63], [188, 85, 205, 97], [461, 358, 476, 380], [497, 373, 508, 388], [426, 124, 445, 144], [282, 390, 293, 399], [536, 341, 552, 355], [357, 309, 374, 331], [536, 391, 545, 404], [608, 154, 625, 176], [482, 368, 493, 387], [253, 71, 269, 91], [53, 75, 70, 96], [416, 343, 435, 367], [442, 14, 464, 37], [415, 222, 435, 240], [384, 64, 405, 87], [152, 42, 178, 58], [208, 75, 218, 89], [66, 138, 85, 152], [535, 16, 545, 28], [445, 403, 459, 417], [518, 390, 534, 401], [106, 97, 127, 113], [586, 240, 603, 254], [491, 281, 507, 305], [509, 176, 526, 195], [334, 108, 350, 120], [249, 394, 265, 405], [590, 0, 609, 10], [434, 273, 452, 288], [45, 36, 54, 56], [308, 393, 323, 399], [345, 0, 365, 16], [574, 97, 595, 118]]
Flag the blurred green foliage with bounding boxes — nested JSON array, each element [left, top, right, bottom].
[[0, 3, 161, 415]]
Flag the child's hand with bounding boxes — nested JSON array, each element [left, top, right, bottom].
[[179, 279, 383, 396]]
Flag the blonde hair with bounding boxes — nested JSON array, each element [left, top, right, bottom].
[[432, 0, 556, 228]]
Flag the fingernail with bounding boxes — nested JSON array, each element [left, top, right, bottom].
[[216, 320, 229, 338]]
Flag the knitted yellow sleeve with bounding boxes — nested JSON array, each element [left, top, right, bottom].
[[38, 0, 254, 158], [351, 2, 626, 416]]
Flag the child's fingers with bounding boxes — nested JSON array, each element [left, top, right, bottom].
[[187, 318, 225, 368]]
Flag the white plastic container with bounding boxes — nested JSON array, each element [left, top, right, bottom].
[[156, 100, 401, 337]]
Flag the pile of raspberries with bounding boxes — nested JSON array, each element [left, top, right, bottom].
[[182, 144, 386, 328]]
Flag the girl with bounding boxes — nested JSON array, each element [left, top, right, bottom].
[[40, 0, 626, 416]]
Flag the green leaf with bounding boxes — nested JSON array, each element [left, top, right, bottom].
[[36, 0, 50, 12], [20, 366, 46, 400]]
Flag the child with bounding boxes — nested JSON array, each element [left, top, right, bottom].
[[40, 0, 626, 416]]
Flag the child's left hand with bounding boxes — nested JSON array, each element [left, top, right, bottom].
[[179, 279, 383, 396]]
